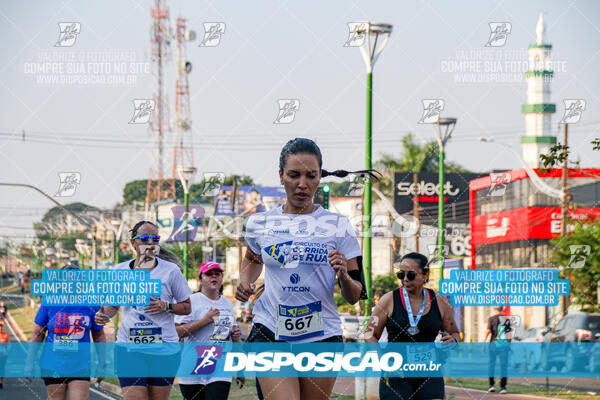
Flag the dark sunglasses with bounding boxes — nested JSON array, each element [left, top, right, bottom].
[[132, 234, 161, 243], [397, 270, 417, 281]]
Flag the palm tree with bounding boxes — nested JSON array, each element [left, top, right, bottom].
[[374, 133, 472, 197]]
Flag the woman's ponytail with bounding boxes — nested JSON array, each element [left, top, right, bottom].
[[321, 169, 382, 180]]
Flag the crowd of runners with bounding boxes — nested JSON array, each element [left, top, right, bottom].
[[23, 138, 467, 400]]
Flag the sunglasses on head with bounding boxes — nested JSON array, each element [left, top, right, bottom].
[[397, 270, 418, 281], [132, 234, 161, 243]]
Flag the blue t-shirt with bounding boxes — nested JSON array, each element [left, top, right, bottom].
[[34, 305, 103, 373]]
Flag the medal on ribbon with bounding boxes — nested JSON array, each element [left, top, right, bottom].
[[402, 287, 426, 336]]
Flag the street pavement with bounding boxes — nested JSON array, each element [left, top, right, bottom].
[[1, 314, 120, 400], [3, 317, 593, 399], [332, 377, 598, 399]]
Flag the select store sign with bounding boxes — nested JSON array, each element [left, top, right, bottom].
[[393, 172, 484, 224]]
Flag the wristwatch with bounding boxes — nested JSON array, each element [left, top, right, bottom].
[[166, 302, 173, 313]]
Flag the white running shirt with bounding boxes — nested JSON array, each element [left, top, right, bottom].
[[175, 292, 237, 385], [245, 204, 362, 342], [114, 257, 192, 353]]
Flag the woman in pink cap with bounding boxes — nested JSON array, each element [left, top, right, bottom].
[[175, 261, 244, 400]]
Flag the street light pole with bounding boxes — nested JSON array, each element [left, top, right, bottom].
[[0, 183, 91, 227], [177, 166, 196, 280], [0, 182, 95, 267], [432, 118, 457, 281], [478, 138, 563, 199], [354, 22, 392, 317]]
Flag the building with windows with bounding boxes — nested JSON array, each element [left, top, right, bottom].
[[467, 168, 600, 335]]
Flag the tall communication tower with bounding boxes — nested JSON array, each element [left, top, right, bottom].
[[173, 17, 196, 178], [146, 0, 175, 205]]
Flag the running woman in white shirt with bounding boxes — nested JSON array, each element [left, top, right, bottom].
[[95, 220, 192, 400], [175, 262, 244, 400], [236, 138, 378, 400]]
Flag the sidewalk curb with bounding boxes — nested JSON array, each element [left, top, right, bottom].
[[6, 310, 28, 341], [97, 380, 122, 397]]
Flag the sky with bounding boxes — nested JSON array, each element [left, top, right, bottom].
[[1, 0, 599, 242]]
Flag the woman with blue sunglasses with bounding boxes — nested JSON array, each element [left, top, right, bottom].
[[95, 220, 192, 400]]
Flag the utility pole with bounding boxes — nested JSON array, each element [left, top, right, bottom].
[[231, 180, 242, 278], [354, 22, 393, 318], [433, 118, 457, 281], [413, 172, 420, 252], [146, 0, 175, 205], [561, 122, 569, 236], [561, 122, 569, 317]]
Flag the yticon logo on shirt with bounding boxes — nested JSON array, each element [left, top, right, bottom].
[[192, 345, 222, 375], [283, 273, 310, 293]]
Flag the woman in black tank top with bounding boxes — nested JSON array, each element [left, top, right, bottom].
[[366, 252, 461, 400], [386, 287, 443, 342]]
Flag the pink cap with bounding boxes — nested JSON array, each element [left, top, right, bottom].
[[199, 261, 223, 275]]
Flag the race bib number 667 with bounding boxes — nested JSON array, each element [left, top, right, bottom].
[[275, 301, 324, 341]]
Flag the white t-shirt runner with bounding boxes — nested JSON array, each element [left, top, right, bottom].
[[175, 292, 237, 385], [245, 204, 362, 342], [114, 257, 192, 354]]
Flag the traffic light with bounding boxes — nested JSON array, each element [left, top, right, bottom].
[[322, 185, 330, 209]]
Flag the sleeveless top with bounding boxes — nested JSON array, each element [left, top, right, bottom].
[[385, 288, 442, 342]]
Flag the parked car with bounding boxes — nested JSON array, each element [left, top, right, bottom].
[[542, 312, 600, 372], [589, 332, 600, 373], [510, 327, 550, 370], [234, 300, 246, 321], [234, 300, 255, 323], [340, 314, 367, 342], [242, 300, 254, 323]]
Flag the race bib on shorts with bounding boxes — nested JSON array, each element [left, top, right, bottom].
[[275, 301, 324, 341], [128, 327, 163, 345], [407, 344, 436, 365]]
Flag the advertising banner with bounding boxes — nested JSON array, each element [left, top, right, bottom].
[[214, 186, 287, 216], [394, 172, 484, 224]]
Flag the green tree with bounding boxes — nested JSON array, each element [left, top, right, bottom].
[[372, 273, 399, 294], [41, 202, 99, 223], [550, 222, 600, 312], [123, 180, 148, 205], [324, 181, 352, 197], [123, 175, 258, 204], [189, 174, 256, 200], [222, 175, 255, 186], [540, 139, 600, 170], [374, 133, 473, 197]]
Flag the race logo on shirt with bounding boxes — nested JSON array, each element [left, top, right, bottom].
[[209, 315, 234, 342], [54, 313, 89, 339], [263, 241, 294, 265], [264, 241, 330, 268], [192, 345, 222, 375]]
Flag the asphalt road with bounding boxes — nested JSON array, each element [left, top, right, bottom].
[[0, 315, 120, 400]]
